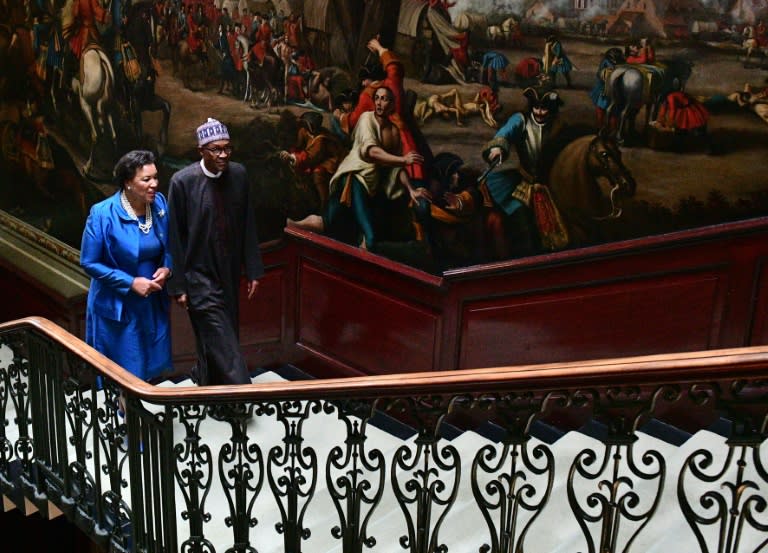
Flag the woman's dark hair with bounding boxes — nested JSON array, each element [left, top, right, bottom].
[[112, 150, 156, 188]]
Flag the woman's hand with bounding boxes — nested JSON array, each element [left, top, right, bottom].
[[131, 277, 162, 298], [151, 267, 172, 287]]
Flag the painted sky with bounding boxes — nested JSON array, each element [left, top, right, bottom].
[[448, 0, 569, 16]]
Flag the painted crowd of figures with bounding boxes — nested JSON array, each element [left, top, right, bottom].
[[2, 0, 767, 271]]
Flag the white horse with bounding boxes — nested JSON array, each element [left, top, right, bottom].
[[71, 46, 117, 174], [236, 33, 250, 102], [501, 17, 520, 46], [743, 37, 761, 62], [487, 25, 504, 44]]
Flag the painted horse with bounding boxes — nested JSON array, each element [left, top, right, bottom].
[[72, 44, 117, 175], [123, 2, 171, 153], [605, 58, 693, 144], [548, 133, 637, 247]]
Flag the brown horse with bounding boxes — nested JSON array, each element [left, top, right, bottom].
[[123, 2, 171, 153], [548, 133, 636, 247], [172, 34, 210, 89]]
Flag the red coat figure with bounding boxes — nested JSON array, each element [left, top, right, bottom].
[[626, 39, 655, 64], [68, 0, 109, 58], [186, 11, 202, 53], [284, 13, 302, 49], [231, 28, 244, 71], [450, 30, 470, 72], [241, 11, 252, 35], [657, 91, 709, 132], [757, 20, 767, 47], [257, 19, 272, 43], [250, 20, 272, 64], [349, 38, 426, 181]]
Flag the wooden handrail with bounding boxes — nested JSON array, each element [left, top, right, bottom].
[[3, 316, 768, 404], [285, 225, 446, 286], [443, 216, 768, 278]]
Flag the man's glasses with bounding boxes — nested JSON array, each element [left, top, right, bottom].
[[203, 146, 232, 156]]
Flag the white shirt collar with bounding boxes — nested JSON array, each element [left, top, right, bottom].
[[200, 159, 222, 179]]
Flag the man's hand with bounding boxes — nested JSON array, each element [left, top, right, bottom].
[[174, 294, 188, 310], [367, 36, 383, 55], [410, 187, 433, 203], [247, 280, 260, 300], [488, 147, 503, 165], [443, 192, 462, 211], [403, 151, 424, 166]]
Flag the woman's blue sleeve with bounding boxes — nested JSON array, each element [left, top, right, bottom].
[[80, 210, 134, 296]]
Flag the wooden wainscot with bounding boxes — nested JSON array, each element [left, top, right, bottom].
[[3, 207, 768, 381], [260, 218, 768, 378], [0, 210, 88, 338]]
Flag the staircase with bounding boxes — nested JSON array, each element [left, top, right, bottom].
[[1, 321, 767, 553]]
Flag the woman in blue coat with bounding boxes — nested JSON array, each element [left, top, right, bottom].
[[80, 150, 173, 386]]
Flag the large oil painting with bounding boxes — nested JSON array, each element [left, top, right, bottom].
[[1, 0, 767, 273]]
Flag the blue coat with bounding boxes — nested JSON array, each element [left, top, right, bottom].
[[80, 191, 173, 380], [590, 57, 616, 110]]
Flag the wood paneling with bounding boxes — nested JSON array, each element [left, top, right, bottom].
[[460, 271, 724, 368], [274, 219, 768, 377], [5, 212, 768, 379], [296, 261, 440, 374], [749, 257, 768, 346]]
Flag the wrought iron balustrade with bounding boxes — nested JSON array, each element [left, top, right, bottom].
[[0, 317, 766, 553]]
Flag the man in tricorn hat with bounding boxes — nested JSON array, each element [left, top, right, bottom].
[[480, 86, 569, 258]]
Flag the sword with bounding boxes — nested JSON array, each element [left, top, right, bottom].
[[477, 156, 502, 183]]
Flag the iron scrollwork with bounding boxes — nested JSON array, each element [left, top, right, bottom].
[[326, 398, 386, 553], [216, 403, 264, 553], [567, 385, 674, 553], [467, 391, 558, 553], [678, 381, 768, 553], [385, 395, 460, 553], [175, 404, 217, 553], [266, 399, 327, 553]]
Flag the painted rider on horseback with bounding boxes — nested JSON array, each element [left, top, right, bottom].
[[66, 0, 111, 59], [481, 86, 570, 258]]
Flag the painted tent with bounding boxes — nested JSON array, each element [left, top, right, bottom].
[[298, 0, 338, 67], [453, 10, 488, 35], [394, 0, 464, 80], [730, 0, 768, 23]]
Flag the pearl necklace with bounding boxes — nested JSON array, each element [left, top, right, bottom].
[[121, 191, 153, 234]]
